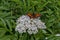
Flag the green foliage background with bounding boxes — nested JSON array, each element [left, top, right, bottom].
[[0, 0, 60, 40]]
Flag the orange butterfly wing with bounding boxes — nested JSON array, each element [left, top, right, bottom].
[[34, 13, 41, 18], [27, 13, 34, 18], [27, 13, 41, 18]]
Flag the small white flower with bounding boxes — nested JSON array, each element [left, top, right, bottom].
[[27, 30, 33, 34], [55, 34, 60, 36], [15, 15, 46, 34], [25, 23, 31, 29], [16, 15, 30, 24], [36, 22, 46, 29], [27, 26, 38, 34], [15, 24, 26, 33]]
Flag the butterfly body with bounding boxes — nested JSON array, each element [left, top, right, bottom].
[[27, 13, 41, 18]]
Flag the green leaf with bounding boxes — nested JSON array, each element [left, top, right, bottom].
[[5, 20, 12, 31], [0, 35, 17, 40], [0, 28, 6, 38], [34, 30, 45, 40], [47, 36, 60, 40]]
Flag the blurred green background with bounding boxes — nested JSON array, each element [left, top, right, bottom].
[[0, 0, 60, 40]]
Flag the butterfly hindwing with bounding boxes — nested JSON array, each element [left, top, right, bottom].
[[34, 13, 41, 18]]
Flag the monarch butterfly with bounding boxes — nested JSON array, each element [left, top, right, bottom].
[[27, 12, 41, 18]]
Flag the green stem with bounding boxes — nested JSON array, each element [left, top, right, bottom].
[[32, 34, 35, 40]]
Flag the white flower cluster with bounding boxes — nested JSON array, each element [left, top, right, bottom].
[[15, 15, 46, 34]]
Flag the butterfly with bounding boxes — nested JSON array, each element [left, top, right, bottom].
[[27, 12, 41, 18]]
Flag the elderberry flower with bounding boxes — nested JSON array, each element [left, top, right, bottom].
[[15, 15, 46, 34]]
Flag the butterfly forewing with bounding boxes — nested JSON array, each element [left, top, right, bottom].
[[27, 13, 34, 18], [27, 13, 41, 18]]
